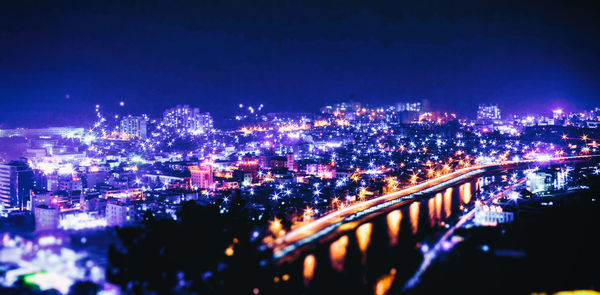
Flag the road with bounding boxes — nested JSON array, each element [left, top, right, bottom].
[[270, 155, 598, 261]]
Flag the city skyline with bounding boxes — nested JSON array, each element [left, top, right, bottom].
[[1, 1, 600, 294], [0, 99, 593, 130]]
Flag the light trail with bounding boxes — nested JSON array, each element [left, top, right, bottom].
[[270, 155, 598, 261]]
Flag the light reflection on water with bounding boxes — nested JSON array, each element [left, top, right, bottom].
[[329, 235, 349, 272], [374, 268, 396, 295], [427, 193, 443, 227], [356, 223, 372, 264], [434, 193, 442, 224], [409, 202, 420, 234], [443, 187, 453, 218], [386, 210, 402, 246], [303, 254, 316, 286], [284, 165, 591, 295], [460, 182, 472, 206], [322, 180, 478, 290], [428, 198, 435, 227]]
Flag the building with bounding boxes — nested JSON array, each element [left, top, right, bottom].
[[474, 203, 514, 226], [0, 160, 34, 209], [82, 196, 107, 214], [306, 163, 336, 179], [143, 173, 190, 189], [162, 105, 213, 134], [86, 169, 109, 188], [526, 171, 554, 193], [46, 173, 83, 193], [396, 101, 422, 112], [120, 116, 147, 139], [106, 202, 135, 227], [269, 156, 287, 169], [239, 156, 259, 181], [29, 190, 54, 210], [477, 104, 501, 121], [198, 112, 214, 133], [34, 205, 59, 231], [552, 109, 564, 120], [0, 127, 85, 138], [189, 165, 213, 189], [286, 153, 296, 172], [393, 101, 424, 124]]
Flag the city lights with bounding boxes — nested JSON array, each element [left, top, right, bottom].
[[1, 3, 599, 294]]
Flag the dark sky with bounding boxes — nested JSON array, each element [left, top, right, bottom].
[[1, 0, 599, 128]]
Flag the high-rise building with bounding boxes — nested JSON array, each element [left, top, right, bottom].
[[120, 115, 147, 139], [0, 160, 34, 209], [477, 104, 501, 120], [396, 101, 422, 112], [162, 105, 213, 134], [106, 202, 135, 227], [189, 165, 213, 189], [394, 101, 423, 124], [198, 112, 214, 133]]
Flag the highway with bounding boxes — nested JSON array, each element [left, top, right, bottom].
[[270, 155, 598, 261]]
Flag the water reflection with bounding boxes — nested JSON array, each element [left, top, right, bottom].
[[374, 268, 396, 295], [303, 254, 316, 286], [386, 210, 402, 246], [428, 198, 435, 227], [356, 223, 372, 263], [409, 202, 420, 234], [288, 178, 500, 294], [443, 188, 453, 218], [330, 235, 349, 272], [435, 193, 442, 224], [460, 182, 472, 205], [427, 193, 443, 227]]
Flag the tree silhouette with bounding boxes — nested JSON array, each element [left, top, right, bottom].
[[107, 198, 273, 294]]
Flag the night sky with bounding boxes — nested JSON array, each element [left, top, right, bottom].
[[1, 0, 599, 128]]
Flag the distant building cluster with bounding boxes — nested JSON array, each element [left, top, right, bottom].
[[469, 104, 600, 136], [162, 105, 213, 134], [120, 115, 147, 139], [0, 99, 597, 294], [477, 104, 501, 121], [396, 101, 422, 112]]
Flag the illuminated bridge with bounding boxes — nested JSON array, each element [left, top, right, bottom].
[[267, 155, 599, 293]]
